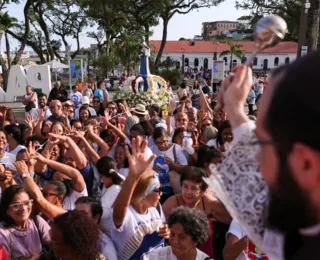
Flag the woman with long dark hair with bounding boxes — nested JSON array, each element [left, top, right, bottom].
[[0, 185, 51, 259], [96, 156, 123, 236]]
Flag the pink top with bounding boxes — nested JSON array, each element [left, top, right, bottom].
[[0, 216, 51, 259]]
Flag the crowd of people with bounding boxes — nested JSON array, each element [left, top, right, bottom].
[[0, 49, 317, 260]]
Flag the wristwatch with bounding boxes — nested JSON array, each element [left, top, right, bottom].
[[21, 173, 34, 179]]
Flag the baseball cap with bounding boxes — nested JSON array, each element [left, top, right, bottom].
[[81, 96, 90, 105]]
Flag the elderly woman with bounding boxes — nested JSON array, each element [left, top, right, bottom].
[[163, 167, 231, 258], [112, 137, 170, 260], [0, 185, 51, 259], [145, 207, 210, 260]]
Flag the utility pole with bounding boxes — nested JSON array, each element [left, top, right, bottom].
[[311, 0, 320, 50], [297, 0, 311, 57]]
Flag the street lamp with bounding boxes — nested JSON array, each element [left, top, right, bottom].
[[297, 0, 310, 57], [212, 41, 219, 60], [181, 48, 185, 76]]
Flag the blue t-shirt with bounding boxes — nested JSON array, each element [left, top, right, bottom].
[[94, 88, 109, 102], [247, 89, 256, 105], [78, 162, 94, 196]]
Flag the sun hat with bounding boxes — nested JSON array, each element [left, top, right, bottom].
[[130, 104, 148, 115]]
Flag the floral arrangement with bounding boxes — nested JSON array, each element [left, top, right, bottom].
[[114, 90, 172, 111]]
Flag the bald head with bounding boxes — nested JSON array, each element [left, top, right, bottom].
[[50, 100, 62, 117]]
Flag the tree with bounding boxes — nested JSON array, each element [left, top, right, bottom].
[[0, 11, 20, 68], [92, 52, 119, 77], [115, 34, 141, 75], [154, 0, 224, 66], [45, 0, 88, 59], [219, 40, 244, 71], [235, 0, 301, 41], [158, 57, 178, 70]]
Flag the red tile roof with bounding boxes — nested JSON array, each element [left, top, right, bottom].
[[149, 40, 297, 54]]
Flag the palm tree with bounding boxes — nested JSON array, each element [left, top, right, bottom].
[[219, 40, 244, 71], [0, 12, 20, 91]]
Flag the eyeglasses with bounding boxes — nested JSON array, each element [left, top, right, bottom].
[[42, 191, 59, 197], [156, 139, 168, 145], [93, 100, 100, 103], [153, 187, 163, 195], [10, 199, 33, 210]]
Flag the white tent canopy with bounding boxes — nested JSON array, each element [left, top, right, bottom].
[[42, 60, 69, 69]]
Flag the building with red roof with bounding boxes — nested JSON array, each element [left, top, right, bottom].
[[150, 40, 297, 73]]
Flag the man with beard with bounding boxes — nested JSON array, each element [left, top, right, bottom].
[[210, 51, 320, 260], [30, 93, 52, 120]]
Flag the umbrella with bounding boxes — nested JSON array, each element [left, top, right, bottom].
[[42, 60, 69, 69], [42, 60, 69, 82]]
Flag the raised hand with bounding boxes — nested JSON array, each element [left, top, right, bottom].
[[37, 108, 45, 121], [125, 137, 155, 178], [24, 114, 35, 130], [218, 65, 252, 110]]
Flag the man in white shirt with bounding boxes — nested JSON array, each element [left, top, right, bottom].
[[69, 85, 83, 109], [30, 93, 52, 121], [74, 96, 97, 120]]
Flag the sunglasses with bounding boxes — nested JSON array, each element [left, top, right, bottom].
[[10, 199, 33, 210], [153, 187, 163, 195]]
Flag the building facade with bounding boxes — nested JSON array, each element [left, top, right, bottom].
[[150, 40, 297, 73], [202, 21, 239, 37]]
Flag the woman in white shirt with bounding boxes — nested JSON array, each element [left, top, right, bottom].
[[114, 143, 130, 178], [96, 156, 123, 237], [145, 207, 210, 260], [112, 137, 170, 260]]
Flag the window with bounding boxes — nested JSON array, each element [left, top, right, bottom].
[[274, 57, 279, 66], [253, 57, 258, 66], [223, 57, 228, 65], [194, 58, 199, 67], [263, 59, 268, 70], [176, 61, 180, 69], [185, 58, 189, 67], [204, 58, 208, 69], [242, 56, 247, 64], [233, 60, 237, 67], [285, 57, 290, 64]]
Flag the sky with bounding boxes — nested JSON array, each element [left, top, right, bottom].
[[3, 0, 249, 51]]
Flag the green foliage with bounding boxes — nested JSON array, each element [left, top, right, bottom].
[[219, 40, 244, 70], [158, 57, 178, 70], [159, 69, 181, 86], [235, 0, 301, 41], [92, 52, 119, 77]]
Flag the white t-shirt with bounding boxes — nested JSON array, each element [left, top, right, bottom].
[[82, 89, 93, 98], [124, 138, 154, 162], [69, 91, 83, 106], [144, 246, 209, 260], [111, 205, 166, 260], [100, 231, 118, 260], [63, 187, 88, 211], [0, 152, 16, 169], [118, 168, 129, 178], [75, 106, 97, 119], [227, 220, 247, 260], [30, 107, 52, 121], [100, 184, 121, 237], [4, 145, 26, 156], [150, 144, 188, 166]]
